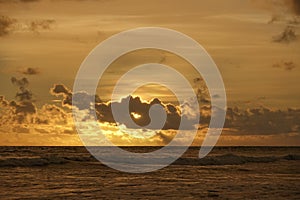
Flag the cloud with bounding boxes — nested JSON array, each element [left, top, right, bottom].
[[254, 0, 300, 18], [18, 67, 40, 75], [51, 84, 72, 96], [11, 77, 29, 87], [50, 83, 300, 135], [0, 82, 72, 135], [0, 96, 9, 107], [2, 78, 299, 142], [50, 85, 198, 130], [94, 95, 199, 130], [193, 77, 210, 104], [273, 26, 297, 43], [253, 0, 300, 43], [0, 98, 36, 125], [9, 101, 36, 115], [273, 60, 297, 71], [50, 84, 102, 109], [28, 19, 56, 33], [11, 77, 33, 101], [0, 95, 72, 134], [0, 15, 55, 36], [225, 106, 300, 135], [35, 104, 68, 125], [155, 131, 174, 144], [0, 15, 17, 37]]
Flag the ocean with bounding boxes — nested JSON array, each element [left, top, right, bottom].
[[0, 146, 299, 199]]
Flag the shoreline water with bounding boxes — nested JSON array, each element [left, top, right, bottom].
[[0, 146, 299, 199]]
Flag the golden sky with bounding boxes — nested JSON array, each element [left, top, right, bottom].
[[0, 0, 299, 146]]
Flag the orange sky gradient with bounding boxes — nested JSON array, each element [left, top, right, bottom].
[[0, 0, 299, 146]]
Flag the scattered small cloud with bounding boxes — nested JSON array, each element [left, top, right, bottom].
[[28, 19, 56, 34], [11, 77, 33, 101], [0, 15, 56, 36], [18, 67, 40, 75], [273, 26, 297, 43], [272, 60, 297, 71], [0, 15, 17, 37]]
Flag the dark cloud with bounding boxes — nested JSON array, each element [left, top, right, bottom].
[[225, 106, 300, 135], [50, 84, 101, 109], [11, 77, 29, 87], [94, 95, 197, 130], [273, 26, 297, 43], [0, 15, 17, 37], [11, 77, 33, 101], [9, 101, 36, 115], [19, 67, 40, 75], [273, 60, 297, 71], [51, 84, 72, 96], [50, 85, 197, 130], [15, 88, 33, 102], [1, 77, 37, 124], [49, 83, 300, 135]]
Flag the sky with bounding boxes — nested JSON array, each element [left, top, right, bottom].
[[0, 0, 299, 146]]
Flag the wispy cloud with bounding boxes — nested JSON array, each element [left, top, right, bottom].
[[0, 15, 17, 37]]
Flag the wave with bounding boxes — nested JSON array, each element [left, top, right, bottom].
[[0, 156, 96, 167], [174, 154, 300, 166], [0, 154, 299, 167]]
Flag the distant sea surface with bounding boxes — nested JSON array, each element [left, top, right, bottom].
[[0, 146, 299, 199]]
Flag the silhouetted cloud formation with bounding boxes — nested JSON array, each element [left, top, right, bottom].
[[1, 80, 300, 137], [50, 84, 300, 134], [95, 95, 191, 130]]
